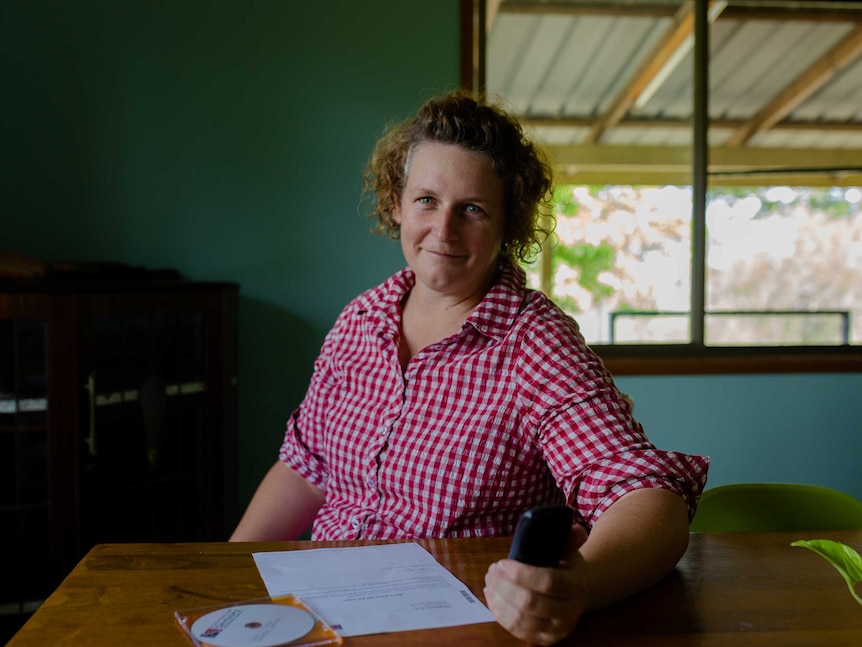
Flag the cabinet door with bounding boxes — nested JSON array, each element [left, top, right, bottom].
[[0, 316, 52, 607], [75, 289, 235, 547], [0, 292, 77, 624], [0, 284, 237, 640]]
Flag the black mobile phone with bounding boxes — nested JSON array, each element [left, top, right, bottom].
[[508, 505, 575, 567]]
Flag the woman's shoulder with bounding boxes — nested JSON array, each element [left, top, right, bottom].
[[346, 267, 413, 314], [514, 291, 611, 377], [321, 268, 412, 347], [518, 289, 583, 344]]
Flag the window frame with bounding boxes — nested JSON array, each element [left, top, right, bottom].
[[461, 0, 862, 375]]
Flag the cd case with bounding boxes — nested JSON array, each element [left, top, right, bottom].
[[175, 595, 343, 647]]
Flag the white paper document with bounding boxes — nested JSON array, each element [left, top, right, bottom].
[[252, 542, 495, 637]]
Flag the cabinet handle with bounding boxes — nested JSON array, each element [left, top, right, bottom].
[[84, 371, 96, 456]]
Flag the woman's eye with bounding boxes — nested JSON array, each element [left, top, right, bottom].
[[465, 204, 483, 215], [418, 196, 434, 205]]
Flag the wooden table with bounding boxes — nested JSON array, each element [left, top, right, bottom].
[[8, 530, 862, 646]]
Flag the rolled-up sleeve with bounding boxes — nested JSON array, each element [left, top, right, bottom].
[[277, 315, 349, 491], [539, 392, 710, 526], [518, 312, 709, 527]]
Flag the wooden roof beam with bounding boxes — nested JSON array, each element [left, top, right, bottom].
[[545, 143, 862, 173], [584, 3, 695, 144], [486, 0, 502, 31], [726, 24, 862, 146], [522, 116, 862, 133], [582, 2, 730, 144]]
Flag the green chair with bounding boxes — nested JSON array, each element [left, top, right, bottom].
[[690, 483, 862, 532]]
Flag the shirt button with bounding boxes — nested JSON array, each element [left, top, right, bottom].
[[366, 477, 375, 487]]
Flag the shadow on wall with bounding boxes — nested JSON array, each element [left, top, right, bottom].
[[235, 296, 329, 514]]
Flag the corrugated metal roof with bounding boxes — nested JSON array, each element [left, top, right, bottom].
[[485, 0, 862, 185]]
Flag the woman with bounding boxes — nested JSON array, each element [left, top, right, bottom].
[[231, 91, 709, 644]]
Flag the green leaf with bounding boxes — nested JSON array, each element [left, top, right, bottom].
[[551, 242, 616, 301], [791, 539, 862, 605]]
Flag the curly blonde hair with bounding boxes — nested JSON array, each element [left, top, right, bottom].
[[363, 91, 554, 263]]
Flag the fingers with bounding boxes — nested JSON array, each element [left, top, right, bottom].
[[483, 579, 572, 645], [485, 561, 579, 610], [488, 558, 580, 598], [483, 558, 587, 645]]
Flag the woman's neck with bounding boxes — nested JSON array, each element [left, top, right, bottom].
[[397, 287, 479, 371]]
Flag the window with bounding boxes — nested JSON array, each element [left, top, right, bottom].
[[463, 0, 862, 374], [529, 184, 862, 348]]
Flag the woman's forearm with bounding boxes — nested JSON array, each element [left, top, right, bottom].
[[229, 461, 325, 541], [579, 487, 691, 611]]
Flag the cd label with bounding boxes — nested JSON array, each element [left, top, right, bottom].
[[190, 603, 316, 647]]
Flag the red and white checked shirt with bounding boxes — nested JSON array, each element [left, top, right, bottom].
[[280, 261, 709, 540]]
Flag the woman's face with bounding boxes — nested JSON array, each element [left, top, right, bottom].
[[393, 142, 505, 305]]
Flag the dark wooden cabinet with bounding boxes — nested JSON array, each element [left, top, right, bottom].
[[0, 280, 238, 634]]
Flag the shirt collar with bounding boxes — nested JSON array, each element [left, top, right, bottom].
[[357, 261, 528, 341], [466, 260, 527, 340], [354, 267, 413, 327]]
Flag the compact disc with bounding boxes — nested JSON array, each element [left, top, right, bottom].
[[191, 603, 316, 647]]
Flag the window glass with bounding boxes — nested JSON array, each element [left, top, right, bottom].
[[486, 0, 862, 349], [524, 184, 693, 345], [705, 185, 862, 346], [526, 183, 862, 346]]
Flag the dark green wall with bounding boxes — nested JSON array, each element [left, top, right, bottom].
[[2, 0, 460, 524], [6, 1, 861, 527]]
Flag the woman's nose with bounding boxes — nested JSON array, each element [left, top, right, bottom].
[[433, 206, 458, 239]]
